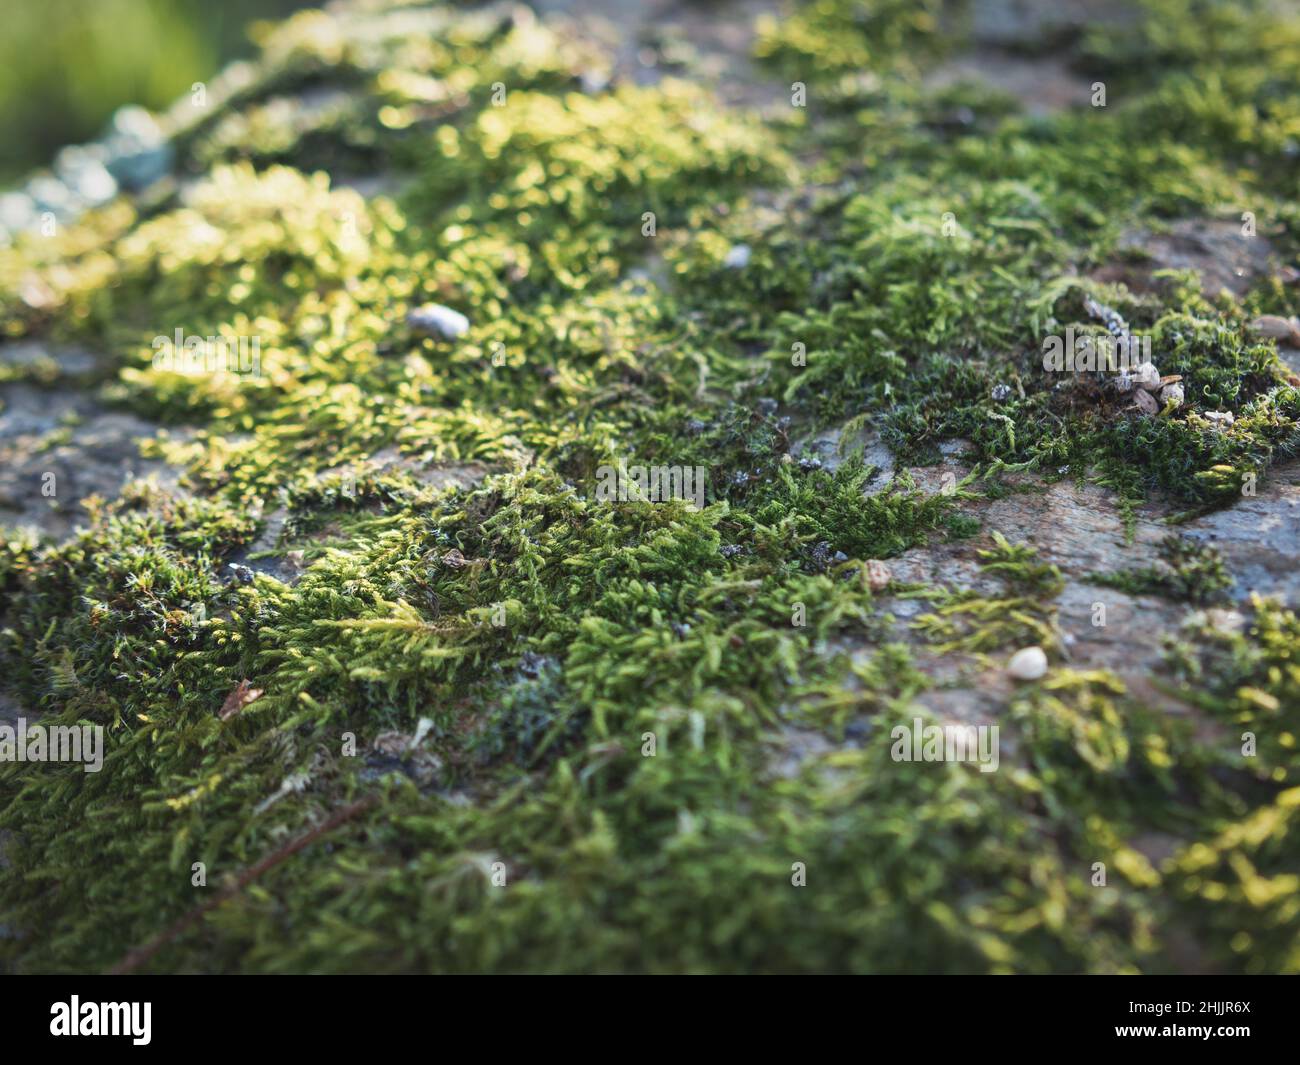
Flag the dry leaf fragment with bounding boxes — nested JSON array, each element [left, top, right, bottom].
[[219, 679, 264, 721]]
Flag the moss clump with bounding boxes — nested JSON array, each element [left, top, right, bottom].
[[2, 0, 1300, 973], [1088, 535, 1232, 604]]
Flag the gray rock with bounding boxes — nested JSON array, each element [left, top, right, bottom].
[[102, 106, 173, 190]]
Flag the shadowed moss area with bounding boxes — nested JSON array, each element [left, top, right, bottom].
[[1, 0, 1298, 973]]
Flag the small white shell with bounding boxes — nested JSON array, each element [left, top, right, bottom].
[[1160, 382, 1184, 407], [1007, 645, 1048, 680]]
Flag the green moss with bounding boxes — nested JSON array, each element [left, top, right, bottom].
[[913, 532, 1062, 655], [2, 0, 1300, 974], [1088, 535, 1233, 604]]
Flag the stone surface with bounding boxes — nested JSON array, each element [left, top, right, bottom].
[[0, 384, 183, 540]]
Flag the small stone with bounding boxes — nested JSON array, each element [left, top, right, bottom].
[[1132, 388, 1159, 416], [866, 559, 891, 592], [580, 70, 611, 94], [517, 651, 546, 678], [228, 563, 255, 585], [1249, 314, 1300, 345], [810, 540, 842, 571], [1205, 608, 1245, 635], [0, 191, 37, 240], [408, 303, 470, 339], [1203, 410, 1235, 429], [27, 175, 76, 217], [101, 105, 172, 190], [1133, 362, 1162, 390], [1159, 382, 1184, 407], [991, 383, 1012, 402], [55, 145, 117, 207], [723, 243, 752, 269], [1007, 645, 1048, 680]]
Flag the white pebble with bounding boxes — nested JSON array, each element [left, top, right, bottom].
[[407, 303, 470, 339], [1160, 382, 1184, 407], [1007, 645, 1048, 680], [724, 243, 752, 269], [1133, 362, 1162, 390]]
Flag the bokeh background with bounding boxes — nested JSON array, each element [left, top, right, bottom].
[[0, 0, 313, 182]]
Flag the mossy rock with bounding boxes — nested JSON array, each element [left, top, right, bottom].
[[1, 0, 1299, 974]]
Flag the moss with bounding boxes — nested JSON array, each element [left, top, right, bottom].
[[1087, 535, 1233, 604], [2, 0, 1300, 973], [913, 532, 1062, 656]]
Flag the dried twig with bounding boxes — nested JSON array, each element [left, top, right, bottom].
[[108, 795, 377, 975]]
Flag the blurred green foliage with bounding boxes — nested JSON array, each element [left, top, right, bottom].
[[0, 0, 310, 182]]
